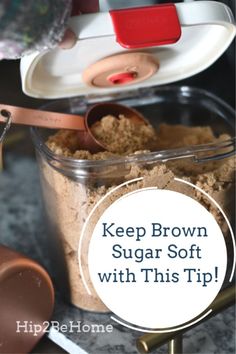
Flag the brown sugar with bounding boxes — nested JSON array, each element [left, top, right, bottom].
[[91, 114, 158, 153], [42, 116, 235, 311], [156, 124, 217, 149]]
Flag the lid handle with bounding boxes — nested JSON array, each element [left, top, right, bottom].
[[109, 4, 181, 49]]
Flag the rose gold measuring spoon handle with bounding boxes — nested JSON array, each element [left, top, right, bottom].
[[0, 104, 86, 130]]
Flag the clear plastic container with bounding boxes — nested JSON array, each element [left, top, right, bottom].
[[31, 86, 235, 312]]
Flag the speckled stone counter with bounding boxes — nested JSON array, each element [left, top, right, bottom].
[[0, 153, 235, 354]]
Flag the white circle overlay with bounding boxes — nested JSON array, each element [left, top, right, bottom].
[[88, 189, 227, 329]]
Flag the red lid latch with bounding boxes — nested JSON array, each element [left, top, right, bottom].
[[109, 4, 181, 49]]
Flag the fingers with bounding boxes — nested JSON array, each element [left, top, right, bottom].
[[59, 29, 77, 49]]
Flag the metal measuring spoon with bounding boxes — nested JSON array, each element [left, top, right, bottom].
[[0, 103, 146, 153]]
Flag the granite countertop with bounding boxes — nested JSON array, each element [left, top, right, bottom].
[[0, 46, 235, 354]]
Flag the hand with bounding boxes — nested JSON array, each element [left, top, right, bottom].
[[59, 0, 99, 50]]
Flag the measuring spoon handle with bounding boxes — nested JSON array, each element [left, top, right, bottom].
[[0, 104, 86, 131]]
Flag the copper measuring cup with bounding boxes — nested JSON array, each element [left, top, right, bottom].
[[0, 102, 146, 152]]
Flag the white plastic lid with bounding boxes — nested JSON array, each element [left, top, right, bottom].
[[20, 1, 236, 99]]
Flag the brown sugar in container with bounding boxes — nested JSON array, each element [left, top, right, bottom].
[[21, 3, 236, 311], [31, 87, 235, 311]]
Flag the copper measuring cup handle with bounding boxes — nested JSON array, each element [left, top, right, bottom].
[[0, 104, 86, 131], [0, 103, 101, 152], [0, 103, 106, 152]]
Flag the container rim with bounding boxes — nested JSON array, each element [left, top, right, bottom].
[[31, 85, 236, 169]]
